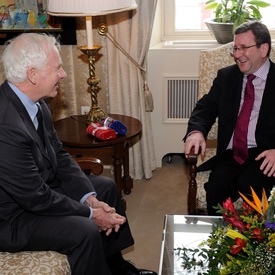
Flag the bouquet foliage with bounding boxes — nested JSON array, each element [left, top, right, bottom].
[[175, 187, 275, 274]]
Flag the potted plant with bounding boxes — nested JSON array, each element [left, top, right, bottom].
[[205, 0, 270, 44]]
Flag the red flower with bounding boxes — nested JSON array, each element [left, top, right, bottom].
[[230, 238, 247, 254], [223, 197, 236, 213], [222, 198, 246, 232], [251, 228, 264, 243], [242, 202, 254, 216]]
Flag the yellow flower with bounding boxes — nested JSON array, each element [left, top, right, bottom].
[[267, 233, 275, 247], [226, 228, 248, 241]]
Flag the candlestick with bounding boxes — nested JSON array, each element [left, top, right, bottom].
[[86, 16, 93, 49]]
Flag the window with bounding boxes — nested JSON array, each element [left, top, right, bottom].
[[163, 0, 275, 41]]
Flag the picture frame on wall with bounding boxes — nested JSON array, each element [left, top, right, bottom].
[[0, 0, 76, 45]]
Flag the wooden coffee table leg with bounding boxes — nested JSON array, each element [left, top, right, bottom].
[[122, 142, 133, 194], [113, 155, 126, 210]]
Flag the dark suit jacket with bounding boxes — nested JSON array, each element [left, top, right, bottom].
[[0, 81, 92, 222], [184, 60, 275, 170]]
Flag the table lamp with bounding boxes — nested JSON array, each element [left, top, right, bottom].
[[47, 0, 137, 123]]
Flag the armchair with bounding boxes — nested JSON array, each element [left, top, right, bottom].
[[187, 42, 275, 215], [0, 157, 103, 275], [187, 42, 234, 215]]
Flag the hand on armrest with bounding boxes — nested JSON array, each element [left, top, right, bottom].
[[184, 131, 206, 158], [187, 139, 218, 166], [187, 146, 199, 166]]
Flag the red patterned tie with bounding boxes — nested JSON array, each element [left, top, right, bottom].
[[233, 74, 256, 164]]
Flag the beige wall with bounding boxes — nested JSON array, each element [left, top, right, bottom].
[[49, 17, 109, 121]]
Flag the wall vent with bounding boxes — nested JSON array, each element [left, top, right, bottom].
[[163, 76, 199, 123]]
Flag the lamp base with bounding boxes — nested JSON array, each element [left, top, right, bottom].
[[79, 45, 105, 124], [87, 106, 105, 124]]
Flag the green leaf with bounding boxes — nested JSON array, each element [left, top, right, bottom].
[[247, 0, 271, 8], [266, 196, 275, 222], [206, 2, 218, 10], [205, 0, 270, 25]]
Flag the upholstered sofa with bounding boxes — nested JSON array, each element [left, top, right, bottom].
[[0, 251, 70, 275], [0, 157, 103, 274]]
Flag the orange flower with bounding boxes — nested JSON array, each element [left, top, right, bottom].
[[239, 187, 268, 215]]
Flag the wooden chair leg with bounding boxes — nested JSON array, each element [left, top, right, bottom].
[[188, 162, 197, 214], [187, 149, 198, 214]]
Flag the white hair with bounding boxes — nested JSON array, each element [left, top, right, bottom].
[[2, 33, 61, 83]]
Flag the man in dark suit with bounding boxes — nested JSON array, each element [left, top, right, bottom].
[[184, 21, 275, 215], [0, 33, 157, 275]]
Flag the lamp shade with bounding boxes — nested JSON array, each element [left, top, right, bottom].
[[47, 0, 137, 16]]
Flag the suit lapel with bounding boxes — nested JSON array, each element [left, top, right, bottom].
[[2, 82, 51, 160], [39, 100, 57, 168], [226, 68, 244, 130], [216, 67, 243, 152], [232, 75, 244, 120], [3, 82, 38, 140], [257, 62, 275, 127]]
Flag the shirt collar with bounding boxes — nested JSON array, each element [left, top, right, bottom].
[[7, 81, 38, 122], [251, 58, 270, 81]]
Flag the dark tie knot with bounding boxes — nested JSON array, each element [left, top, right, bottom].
[[36, 107, 42, 122], [247, 74, 256, 82]]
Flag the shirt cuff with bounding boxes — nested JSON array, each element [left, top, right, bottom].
[[80, 192, 97, 204], [187, 130, 203, 137], [80, 192, 96, 218], [88, 207, 93, 219]]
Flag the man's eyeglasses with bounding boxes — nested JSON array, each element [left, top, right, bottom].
[[230, 44, 258, 56]]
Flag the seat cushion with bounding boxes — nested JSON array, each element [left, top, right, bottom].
[[0, 251, 71, 275], [196, 148, 243, 211], [196, 148, 216, 210]]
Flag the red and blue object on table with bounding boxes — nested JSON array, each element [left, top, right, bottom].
[[86, 123, 117, 140], [101, 116, 127, 135]]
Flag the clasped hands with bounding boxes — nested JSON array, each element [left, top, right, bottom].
[[185, 132, 275, 177], [85, 195, 126, 236]]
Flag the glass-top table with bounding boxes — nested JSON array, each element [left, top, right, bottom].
[[159, 215, 223, 275]]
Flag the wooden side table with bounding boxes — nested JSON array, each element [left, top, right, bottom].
[[54, 114, 142, 209]]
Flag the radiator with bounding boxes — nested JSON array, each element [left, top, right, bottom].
[[163, 76, 198, 123], [148, 47, 201, 166]]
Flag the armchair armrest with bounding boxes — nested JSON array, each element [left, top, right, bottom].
[[76, 157, 104, 175], [186, 140, 217, 214]]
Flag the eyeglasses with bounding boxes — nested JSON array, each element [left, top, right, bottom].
[[230, 44, 258, 56]]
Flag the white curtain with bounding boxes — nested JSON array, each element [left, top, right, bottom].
[[106, 0, 158, 180]]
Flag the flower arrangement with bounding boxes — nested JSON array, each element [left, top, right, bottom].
[[175, 187, 275, 274]]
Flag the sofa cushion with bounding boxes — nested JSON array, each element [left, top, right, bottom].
[[0, 251, 71, 275]]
